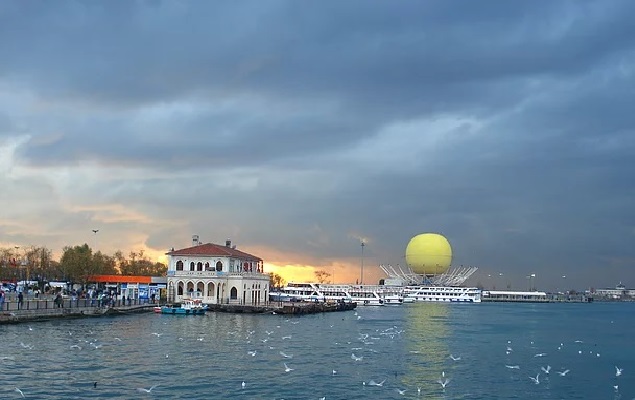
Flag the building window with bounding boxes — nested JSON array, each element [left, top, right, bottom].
[[197, 262, 203, 271], [205, 262, 210, 271], [230, 287, 238, 300], [190, 262, 195, 271], [207, 282, 215, 297], [176, 260, 184, 271], [197, 282, 204, 294], [216, 261, 223, 272], [178, 282, 184, 295]]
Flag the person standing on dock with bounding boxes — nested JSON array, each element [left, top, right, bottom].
[[0, 290, 5, 311], [18, 292, 24, 309]]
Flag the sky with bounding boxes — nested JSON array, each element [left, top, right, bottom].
[[1, 1, 634, 291]]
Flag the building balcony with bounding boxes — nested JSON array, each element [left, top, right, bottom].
[[168, 270, 268, 279]]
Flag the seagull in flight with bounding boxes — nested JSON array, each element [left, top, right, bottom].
[[615, 366, 623, 377], [529, 373, 540, 385], [15, 387, 25, 398], [437, 378, 450, 389], [449, 354, 461, 361], [247, 350, 257, 357], [332, 369, 337, 376], [137, 385, 159, 393], [151, 332, 162, 338], [534, 353, 547, 358], [541, 365, 551, 374], [556, 369, 570, 376], [279, 351, 293, 358], [284, 363, 293, 372], [505, 365, 520, 369], [397, 388, 407, 395], [368, 379, 386, 387]]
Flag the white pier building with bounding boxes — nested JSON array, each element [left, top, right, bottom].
[[166, 236, 269, 306]]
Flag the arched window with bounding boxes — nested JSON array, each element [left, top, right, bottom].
[[189, 262, 195, 271], [204, 262, 210, 271], [178, 282, 184, 295], [197, 262, 203, 271], [230, 287, 238, 300], [216, 261, 223, 272], [207, 282, 215, 297], [187, 282, 194, 293], [176, 260, 184, 271], [197, 282, 204, 294]]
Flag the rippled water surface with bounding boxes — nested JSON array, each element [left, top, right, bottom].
[[1, 302, 633, 399]]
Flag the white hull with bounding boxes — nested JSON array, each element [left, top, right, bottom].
[[403, 286, 481, 303]]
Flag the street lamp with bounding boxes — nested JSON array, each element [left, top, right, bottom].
[[360, 241, 365, 285], [92, 229, 99, 252]]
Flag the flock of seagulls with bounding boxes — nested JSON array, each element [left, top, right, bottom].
[[3, 307, 631, 399]]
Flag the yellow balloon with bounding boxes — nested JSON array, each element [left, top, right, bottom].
[[405, 233, 452, 275]]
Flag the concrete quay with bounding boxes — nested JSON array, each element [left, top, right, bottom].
[[0, 300, 356, 324]]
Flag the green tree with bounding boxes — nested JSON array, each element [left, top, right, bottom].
[[59, 244, 95, 286], [119, 249, 166, 276]]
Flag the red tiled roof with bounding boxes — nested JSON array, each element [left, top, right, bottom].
[[166, 243, 262, 261]]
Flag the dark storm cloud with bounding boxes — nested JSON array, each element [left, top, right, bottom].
[[4, 0, 635, 167], [2, 1, 635, 289]]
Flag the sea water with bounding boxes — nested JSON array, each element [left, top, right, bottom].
[[0, 302, 633, 399]]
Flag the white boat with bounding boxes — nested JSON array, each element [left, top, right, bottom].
[[271, 283, 384, 306], [403, 286, 481, 303]]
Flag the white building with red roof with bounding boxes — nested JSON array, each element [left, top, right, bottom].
[[166, 236, 269, 305]]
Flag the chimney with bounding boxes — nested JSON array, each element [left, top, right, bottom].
[[192, 235, 200, 246], [225, 239, 231, 247]]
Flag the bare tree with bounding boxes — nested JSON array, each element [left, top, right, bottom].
[[314, 270, 332, 284]]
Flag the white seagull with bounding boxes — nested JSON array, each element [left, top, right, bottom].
[[505, 365, 520, 369], [556, 369, 570, 376], [15, 387, 25, 398], [247, 350, 257, 357], [351, 353, 363, 361], [541, 365, 551, 374], [449, 354, 461, 361], [284, 363, 293, 372], [397, 389, 407, 395], [280, 351, 293, 359], [529, 373, 540, 385], [241, 381, 246, 389], [137, 385, 159, 393], [615, 366, 623, 377], [368, 379, 386, 387], [437, 378, 450, 389]]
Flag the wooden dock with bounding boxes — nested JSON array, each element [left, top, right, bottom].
[[207, 301, 357, 314]]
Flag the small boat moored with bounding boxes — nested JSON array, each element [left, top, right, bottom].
[[157, 299, 207, 315]]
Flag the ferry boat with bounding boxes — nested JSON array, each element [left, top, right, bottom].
[[271, 283, 384, 306], [155, 299, 208, 315], [403, 286, 481, 303]]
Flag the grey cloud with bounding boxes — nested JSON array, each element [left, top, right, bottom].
[[2, 1, 635, 290]]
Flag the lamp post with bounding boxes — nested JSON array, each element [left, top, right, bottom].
[[360, 241, 365, 285], [92, 229, 99, 252], [530, 273, 536, 291], [14, 246, 20, 284]]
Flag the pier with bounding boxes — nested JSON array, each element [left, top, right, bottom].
[[207, 300, 357, 314], [482, 290, 592, 303], [1, 298, 356, 325]]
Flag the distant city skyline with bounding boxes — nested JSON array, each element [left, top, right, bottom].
[[1, 1, 634, 291]]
